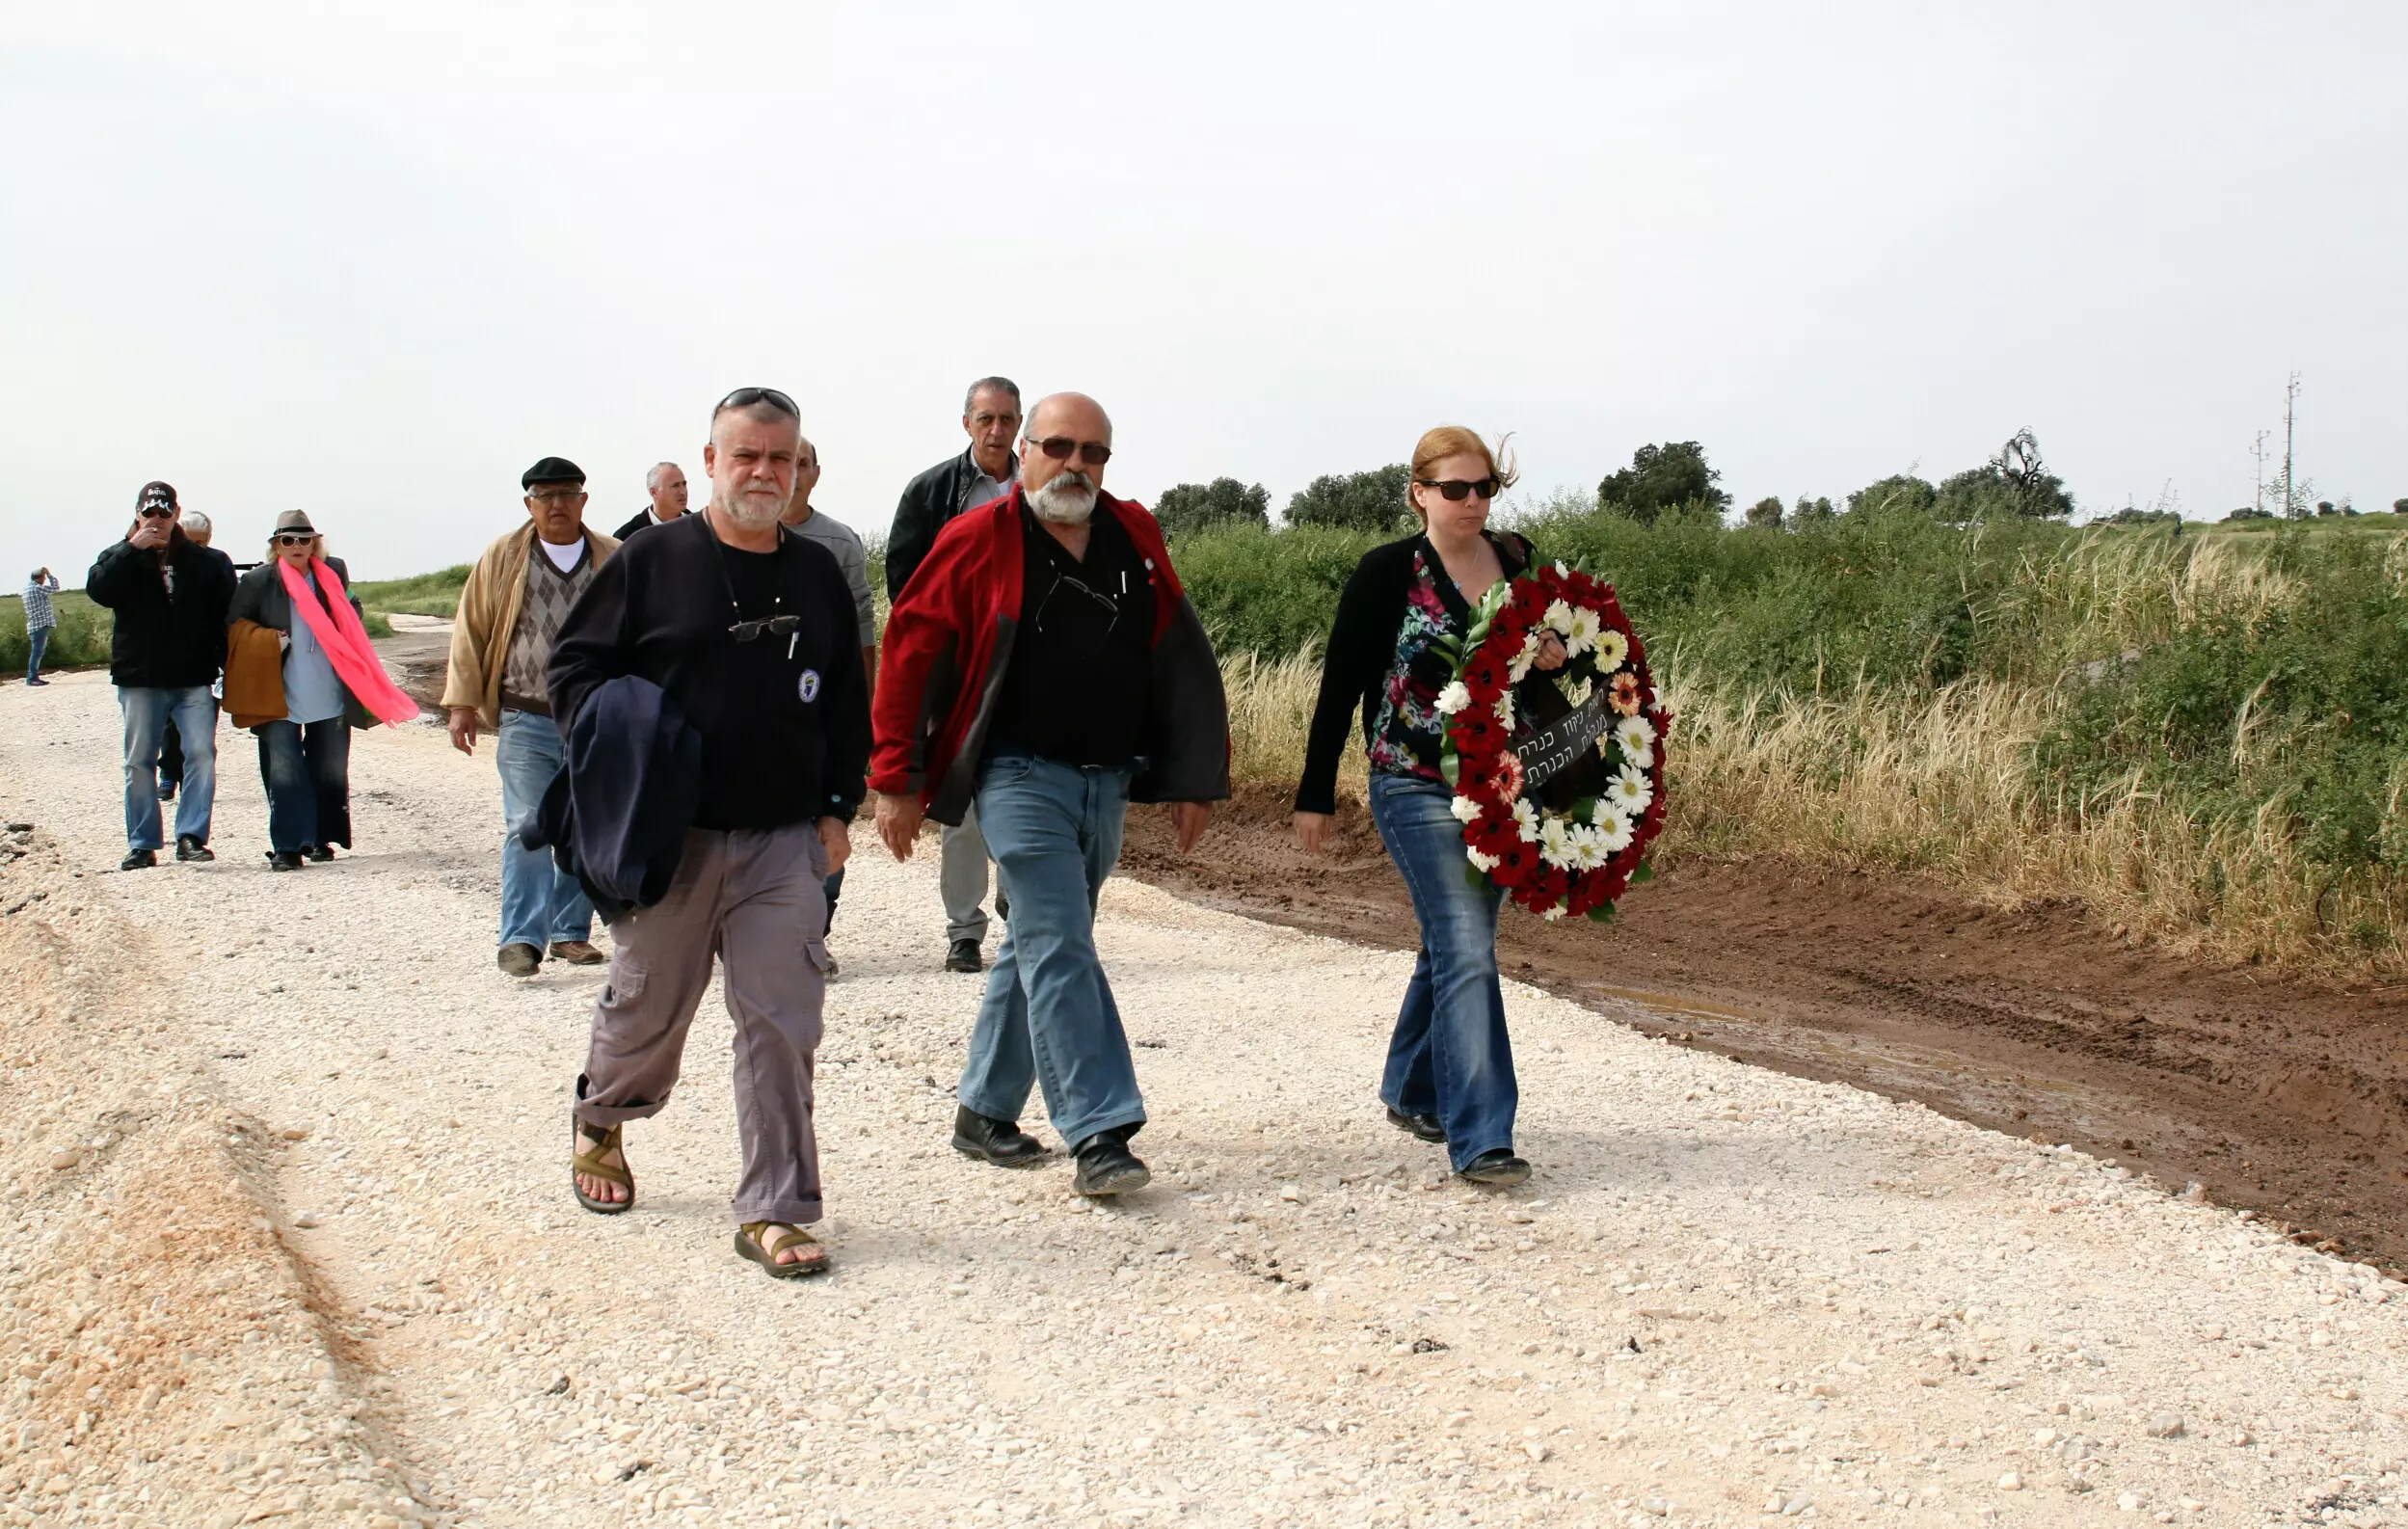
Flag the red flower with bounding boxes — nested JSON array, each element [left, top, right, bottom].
[[1491, 841, 1535, 887], [1467, 814, 1520, 859], [1482, 749, 1526, 801], [1450, 714, 1497, 754], [1608, 672, 1643, 716], [1525, 867, 1570, 911], [1463, 656, 1506, 699]]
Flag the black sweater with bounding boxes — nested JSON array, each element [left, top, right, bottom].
[[1295, 531, 1531, 816], [548, 511, 870, 830], [86, 533, 237, 688]]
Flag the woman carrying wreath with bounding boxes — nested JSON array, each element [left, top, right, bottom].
[[1294, 427, 1565, 1187]]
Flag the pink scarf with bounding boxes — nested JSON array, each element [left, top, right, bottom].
[[279, 556, 420, 726]]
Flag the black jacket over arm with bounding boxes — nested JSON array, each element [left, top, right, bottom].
[[548, 511, 870, 825], [85, 532, 237, 688], [1294, 531, 1530, 816], [885, 449, 986, 603]]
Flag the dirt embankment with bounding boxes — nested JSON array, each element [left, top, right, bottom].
[[1121, 783, 2408, 1276]]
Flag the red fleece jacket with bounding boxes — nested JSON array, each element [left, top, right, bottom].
[[871, 487, 1230, 823]]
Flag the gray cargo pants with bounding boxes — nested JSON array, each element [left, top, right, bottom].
[[575, 822, 830, 1226], [940, 801, 994, 945]]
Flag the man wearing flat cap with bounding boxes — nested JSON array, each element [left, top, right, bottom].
[[441, 456, 621, 977]]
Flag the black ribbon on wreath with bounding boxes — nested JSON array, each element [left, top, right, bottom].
[[1511, 674, 1616, 813]]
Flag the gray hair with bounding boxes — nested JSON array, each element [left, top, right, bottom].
[[645, 462, 682, 493], [178, 510, 211, 534], [963, 376, 1022, 416]]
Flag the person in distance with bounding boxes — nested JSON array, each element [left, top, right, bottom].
[[873, 390, 1230, 1196], [22, 566, 60, 686], [886, 376, 1025, 974], [1292, 427, 1564, 1188], [441, 456, 621, 978], [615, 462, 688, 539], [550, 387, 869, 1278], [224, 511, 419, 871], [85, 481, 237, 870]]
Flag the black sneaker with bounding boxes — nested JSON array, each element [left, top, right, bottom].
[[497, 943, 543, 978], [268, 850, 306, 872], [1385, 1105, 1446, 1143], [1070, 1129, 1150, 1196], [1457, 1149, 1532, 1187], [156, 784, 176, 803], [945, 938, 983, 974], [951, 1106, 1050, 1167], [175, 835, 214, 863], [120, 848, 157, 872]]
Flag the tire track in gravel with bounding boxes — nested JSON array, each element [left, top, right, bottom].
[[7, 667, 2408, 1529]]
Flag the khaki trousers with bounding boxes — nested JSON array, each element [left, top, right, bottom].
[[575, 822, 830, 1225]]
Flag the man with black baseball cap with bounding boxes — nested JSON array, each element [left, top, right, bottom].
[[87, 480, 237, 870], [441, 456, 620, 976]]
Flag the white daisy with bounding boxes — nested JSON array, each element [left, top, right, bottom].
[[1466, 846, 1500, 872], [1561, 605, 1603, 657], [1509, 631, 1541, 684], [1511, 797, 1540, 843], [1493, 690, 1515, 729], [1434, 681, 1471, 716], [1607, 764, 1654, 817], [1538, 818, 1575, 869], [1544, 598, 1577, 637], [1614, 713, 1656, 769], [1538, 900, 1568, 921], [1594, 630, 1630, 669], [1449, 793, 1482, 824], [1594, 809, 1635, 853]]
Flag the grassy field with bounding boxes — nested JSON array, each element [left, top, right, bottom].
[[1189, 505, 2408, 973]]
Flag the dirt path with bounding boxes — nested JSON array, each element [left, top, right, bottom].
[[1122, 786, 2408, 1278], [6, 669, 2408, 1528]]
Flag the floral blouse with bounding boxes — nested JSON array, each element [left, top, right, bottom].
[[1366, 533, 1530, 785]]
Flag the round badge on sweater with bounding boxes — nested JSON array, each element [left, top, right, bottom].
[[798, 669, 821, 703]]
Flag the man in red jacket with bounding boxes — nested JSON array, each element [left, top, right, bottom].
[[873, 391, 1229, 1194]]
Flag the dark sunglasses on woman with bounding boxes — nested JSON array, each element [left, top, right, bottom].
[[1030, 436, 1112, 467], [1417, 477, 1499, 502]]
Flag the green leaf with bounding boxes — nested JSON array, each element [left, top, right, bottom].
[[1587, 903, 1617, 923], [1463, 862, 1488, 889], [1439, 754, 1460, 787], [1631, 861, 1654, 884]]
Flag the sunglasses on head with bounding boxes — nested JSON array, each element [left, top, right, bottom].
[[715, 386, 800, 418], [1030, 436, 1111, 467], [729, 613, 802, 643], [1417, 477, 1499, 502], [276, 533, 315, 546]]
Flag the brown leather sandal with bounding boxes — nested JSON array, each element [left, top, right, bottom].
[[734, 1221, 828, 1278], [572, 1116, 633, 1215]]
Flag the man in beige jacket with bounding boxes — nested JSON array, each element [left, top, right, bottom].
[[442, 456, 621, 978]]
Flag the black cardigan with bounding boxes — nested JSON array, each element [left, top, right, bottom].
[[1294, 530, 1531, 816]]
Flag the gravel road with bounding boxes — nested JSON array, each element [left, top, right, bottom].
[[5, 666, 2406, 1529]]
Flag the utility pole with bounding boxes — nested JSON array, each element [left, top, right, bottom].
[[2282, 372, 2301, 519], [2253, 430, 2268, 515]]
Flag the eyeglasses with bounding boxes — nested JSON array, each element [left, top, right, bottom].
[[729, 613, 802, 643], [714, 386, 800, 418], [1417, 477, 1499, 502], [138, 506, 175, 520], [1030, 436, 1111, 467], [527, 489, 585, 505], [275, 533, 315, 546], [1033, 566, 1124, 636]]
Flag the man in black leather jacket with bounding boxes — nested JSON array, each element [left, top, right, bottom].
[[885, 377, 1022, 972]]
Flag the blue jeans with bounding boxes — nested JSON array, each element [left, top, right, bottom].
[[26, 627, 50, 682], [1370, 772, 1517, 1169], [496, 710, 593, 949], [118, 685, 218, 850], [256, 716, 351, 853], [957, 752, 1143, 1149]]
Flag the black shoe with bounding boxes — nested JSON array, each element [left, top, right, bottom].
[[303, 844, 335, 863], [951, 1106, 1050, 1167], [497, 943, 543, 978], [24, 677, 47, 686], [996, 890, 1010, 923], [945, 938, 983, 973], [1385, 1105, 1447, 1144], [268, 850, 306, 872], [156, 785, 176, 803], [174, 835, 214, 863], [1457, 1149, 1532, 1187], [1070, 1129, 1150, 1196], [120, 848, 156, 872]]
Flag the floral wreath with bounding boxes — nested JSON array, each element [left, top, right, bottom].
[[1433, 563, 1669, 922]]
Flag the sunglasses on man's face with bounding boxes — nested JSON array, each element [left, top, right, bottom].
[[276, 533, 314, 546], [139, 506, 175, 520], [729, 613, 803, 643], [1030, 436, 1111, 467], [716, 386, 800, 418], [1417, 477, 1499, 502]]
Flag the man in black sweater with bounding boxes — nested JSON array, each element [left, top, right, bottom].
[[613, 461, 689, 540], [86, 480, 237, 870], [887, 376, 1023, 973], [549, 389, 869, 1278]]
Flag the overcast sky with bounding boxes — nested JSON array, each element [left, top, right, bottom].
[[4, 3, 2402, 582]]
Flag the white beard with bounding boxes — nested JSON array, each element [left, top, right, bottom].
[[1029, 472, 1097, 525], [716, 482, 788, 531]]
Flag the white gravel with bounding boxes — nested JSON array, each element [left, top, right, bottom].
[[4, 665, 2407, 1529]]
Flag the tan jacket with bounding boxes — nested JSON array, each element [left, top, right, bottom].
[[441, 523, 620, 728]]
